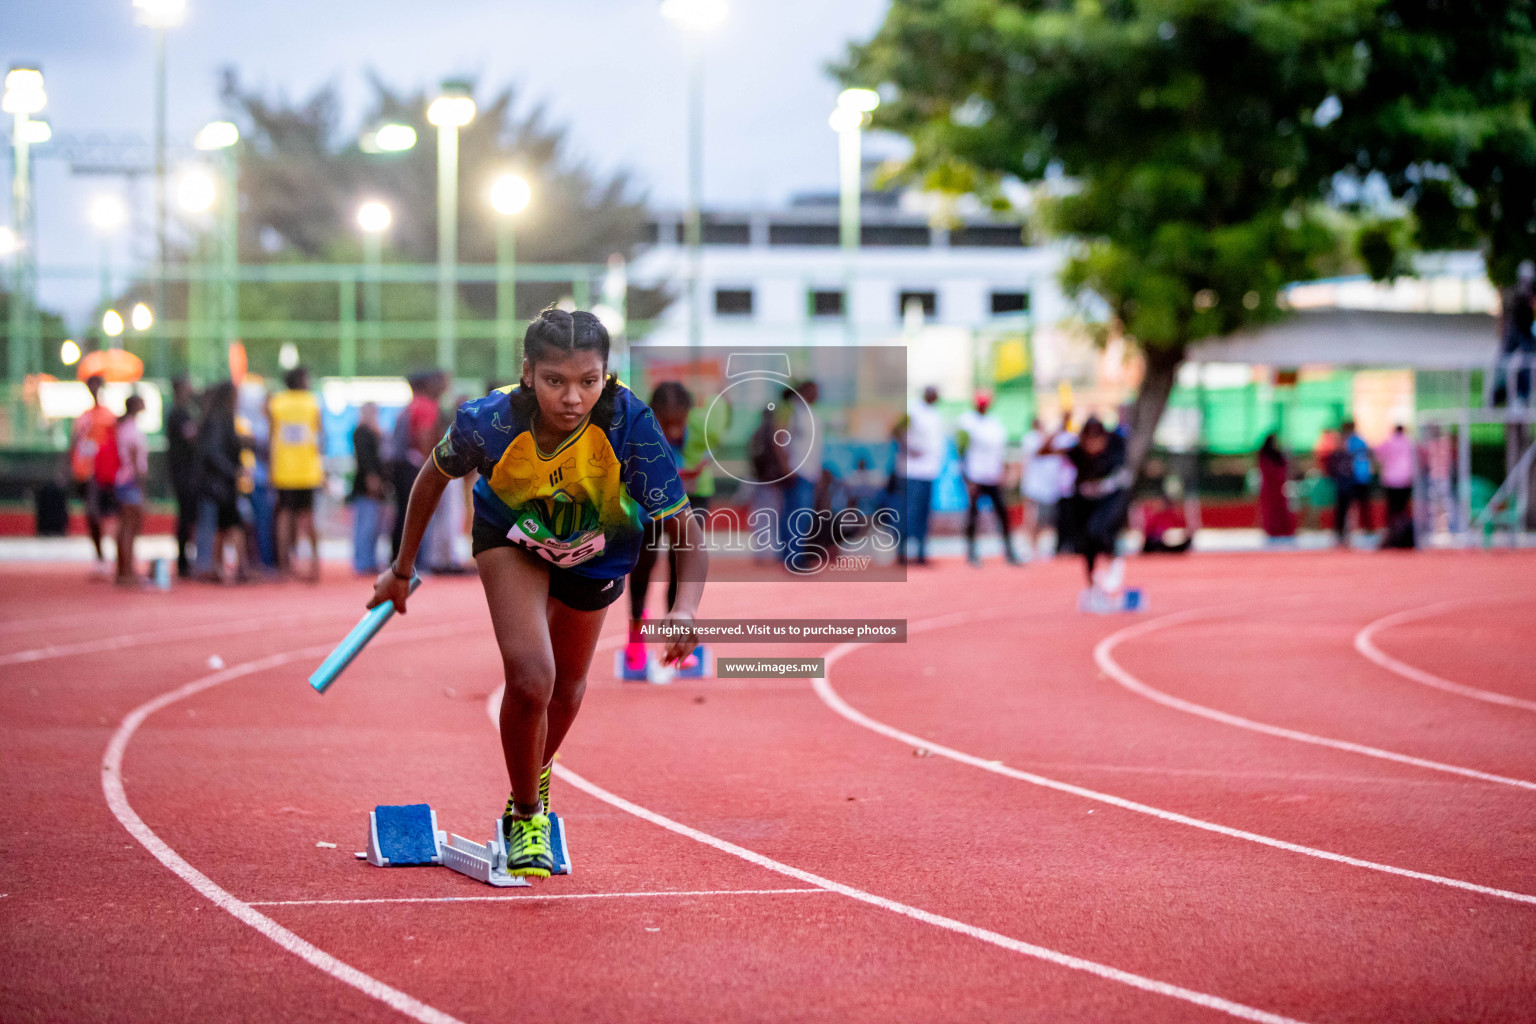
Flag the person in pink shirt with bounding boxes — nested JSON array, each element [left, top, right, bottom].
[[1376, 424, 1416, 532]]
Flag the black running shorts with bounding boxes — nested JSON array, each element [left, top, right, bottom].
[[470, 517, 625, 612]]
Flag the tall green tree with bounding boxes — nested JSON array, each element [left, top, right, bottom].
[[1330, 1, 1536, 287], [842, 0, 1376, 473]]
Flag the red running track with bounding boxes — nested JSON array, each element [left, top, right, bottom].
[[1, 552, 1534, 1022]]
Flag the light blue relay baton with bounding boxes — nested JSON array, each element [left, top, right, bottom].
[[309, 575, 422, 694]]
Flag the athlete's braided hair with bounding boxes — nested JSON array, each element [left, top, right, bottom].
[[511, 305, 620, 428]]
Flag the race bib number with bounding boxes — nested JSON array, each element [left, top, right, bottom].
[[280, 423, 313, 445], [506, 516, 607, 567]]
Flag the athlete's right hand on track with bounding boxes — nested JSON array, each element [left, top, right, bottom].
[[368, 567, 413, 615]]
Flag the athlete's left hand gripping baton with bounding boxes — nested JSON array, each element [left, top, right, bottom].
[[309, 575, 422, 694]]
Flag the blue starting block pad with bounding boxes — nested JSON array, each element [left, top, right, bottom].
[[1077, 587, 1146, 615], [368, 804, 440, 866], [365, 803, 538, 887], [615, 644, 710, 683]]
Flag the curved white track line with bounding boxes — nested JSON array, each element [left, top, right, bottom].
[[1096, 610, 1536, 792], [1, 612, 344, 668], [1355, 601, 1536, 713], [486, 686, 1315, 1023], [104, 623, 477, 1024], [813, 633, 1536, 907]]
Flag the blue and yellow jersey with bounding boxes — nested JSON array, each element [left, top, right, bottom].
[[432, 383, 690, 579]]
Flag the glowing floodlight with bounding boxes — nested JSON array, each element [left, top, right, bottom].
[[490, 174, 531, 216]]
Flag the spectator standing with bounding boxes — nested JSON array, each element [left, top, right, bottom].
[[1049, 417, 1081, 554], [269, 366, 324, 581], [1328, 419, 1375, 544], [349, 402, 386, 575], [390, 370, 447, 561], [1377, 424, 1416, 548], [238, 378, 277, 570], [69, 374, 120, 577], [114, 394, 148, 584], [1022, 416, 1066, 558], [903, 386, 945, 566], [165, 376, 200, 577], [196, 382, 248, 583], [1493, 260, 1534, 406], [425, 393, 470, 573], [746, 404, 788, 563], [779, 380, 823, 570], [1257, 433, 1296, 540], [957, 391, 1020, 566]]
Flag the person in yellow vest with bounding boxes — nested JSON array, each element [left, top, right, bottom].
[[268, 366, 325, 582]]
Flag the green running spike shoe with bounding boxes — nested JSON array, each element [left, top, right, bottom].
[[502, 812, 554, 878]]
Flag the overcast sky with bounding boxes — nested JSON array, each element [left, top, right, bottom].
[[9, 0, 896, 323]]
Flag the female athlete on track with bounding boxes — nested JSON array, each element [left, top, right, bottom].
[[370, 307, 708, 876], [623, 381, 716, 677]]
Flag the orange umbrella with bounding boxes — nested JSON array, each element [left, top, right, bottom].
[[76, 348, 144, 383]]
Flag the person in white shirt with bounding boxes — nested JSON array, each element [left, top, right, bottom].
[[114, 394, 149, 585], [1021, 416, 1066, 558], [956, 391, 1020, 566], [903, 386, 946, 565]]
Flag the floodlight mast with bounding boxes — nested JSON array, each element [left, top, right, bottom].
[[661, 0, 727, 356], [490, 174, 532, 380], [5, 66, 46, 382], [832, 88, 879, 345], [428, 81, 476, 376], [88, 194, 128, 333], [134, 0, 188, 376], [193, 120, 241, 375], [357, 201, 392, 367]]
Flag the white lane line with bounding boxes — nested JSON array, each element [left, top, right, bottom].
[[1354, 601, 1536, 713], [104, 623, 478, 1024], [250, 888, 831, 906], [486, 688, 1315, 1024], [815, 638, 1536, 907], [1097, 610, 1536, 792], [1, 612, 346, 668]]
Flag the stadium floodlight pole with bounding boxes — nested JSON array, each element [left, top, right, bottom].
[[87, 194, 128, 348], [661, 0, 726, 356], [176, 166, 215, 378], [427, 80, 475, 379], [134, 0, 186, 378], [356, 200, 392, 370], [195, 121, 239, 376], [831, 88, 878, 347], [4, 65, 45, 383], [489, 173, 531, 383]]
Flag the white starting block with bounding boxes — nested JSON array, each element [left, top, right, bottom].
[[1078, 586, 1146, 614], [616, 644, 710, 684], [364, 803, 572, 886], [439, 832, 530, 888]]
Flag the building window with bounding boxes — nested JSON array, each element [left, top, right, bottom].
[[715, 288, 754, 316], [643, 221, 682, 244], [990, 291, 1030, 315], [703, 221, 750, 245], [952, 225, 1025, 247], [898, 290, 937, 319], [861, 225, 930, 247], [809, 290, 844, 317], [768, 223, 840, 246]]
